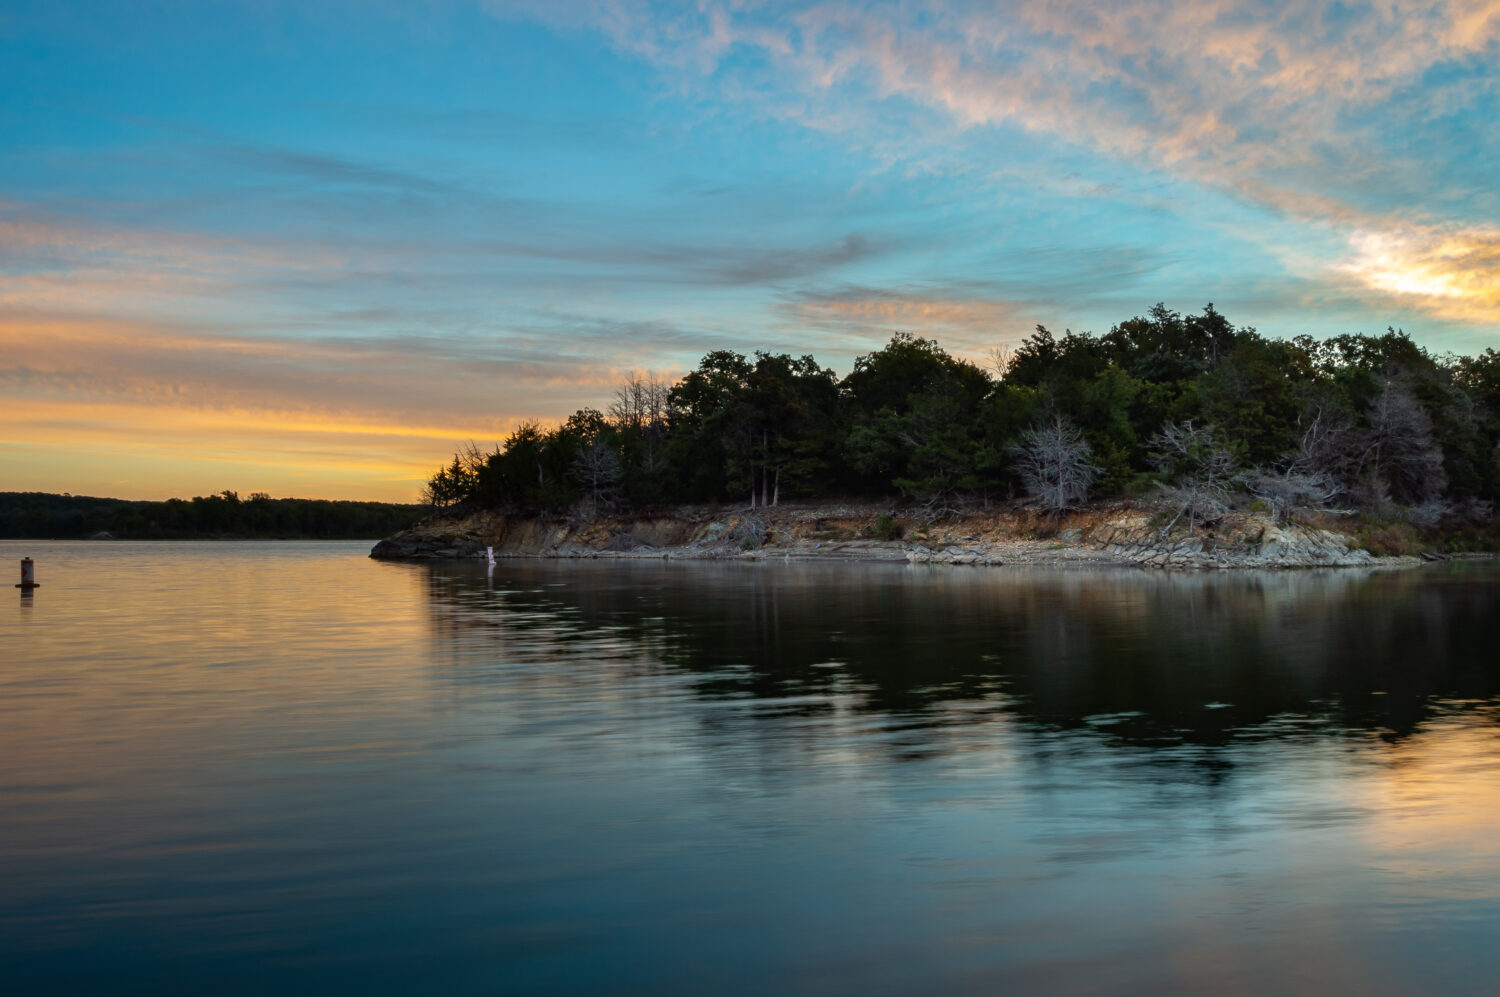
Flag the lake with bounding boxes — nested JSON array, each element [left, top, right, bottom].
[[4, 541, 1500, 994]]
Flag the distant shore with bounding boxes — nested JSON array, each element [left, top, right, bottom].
[[369, 501, 1462, 570], [0, 491, 424, 541]]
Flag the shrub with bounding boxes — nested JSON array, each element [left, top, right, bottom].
[[1352, 518, 1422, 557]]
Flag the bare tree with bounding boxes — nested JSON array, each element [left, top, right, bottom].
[[1010, 417, 1099, 514], [1364, 380, 1446, 506], [609, 372, 645, 429], [644, 374, 670, 429], [610, 371, 671, 499], [1403, 499, 1451, 529], [1241, 467, 1343, 521], [1151, 420, 1238, 535], [458, 439, 490, 478], [987, 344, 1014, 381], [609, 371, 671, 431], [1291, 406, 1359, 484], [1240, 406, 1352, 521]]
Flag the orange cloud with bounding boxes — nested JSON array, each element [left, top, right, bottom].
[[1338, 224, 1500, 322], [0, 311, 647, 500], [787, 289, 1039, 355]]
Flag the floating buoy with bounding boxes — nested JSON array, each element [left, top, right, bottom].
[[486, 546, 495, 566], [17, 557, 39, 590]]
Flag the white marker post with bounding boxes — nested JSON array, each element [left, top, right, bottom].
[[486, 546, 495, 566], [17, 557, 39, 591]]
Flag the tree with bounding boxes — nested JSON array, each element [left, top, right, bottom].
[[1101, 303, 1235, 383], [987, 344, 1014, 381], [1196, 332, 1309, 465], [572, 436, 622, 511], [1240, 405, 1351, 520], [666, 351, 753, 501], [1007, 326, 1109, 391], [842, 332, 973, 416], [1009, 417, 1099, 514], [1364, 380, 1446, 507], [891, 383, 991, 512], [482, 421, 548, 506], [841, 333, 992, 497], [424, 452, 478, 507], [727, 353, 840, 507], [1289, 403, 1362, 490], [609, 371, 670, 431], [1150, 420, 1239, 534], [1241, 468, 1341, 521], [608, 371, 672, 504], [414, 303, 1500, 522]]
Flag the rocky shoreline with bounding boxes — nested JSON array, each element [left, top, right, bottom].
[[370, 502, 1432, 571]]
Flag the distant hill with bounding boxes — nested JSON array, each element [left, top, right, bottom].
[[0, 491, 426, 540]]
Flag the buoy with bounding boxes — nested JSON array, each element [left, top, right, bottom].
[[17, 557, 39, 589], [486, 546, 495, 566]]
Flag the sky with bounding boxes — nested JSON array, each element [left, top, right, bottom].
[[2, 0, 1498, 502]]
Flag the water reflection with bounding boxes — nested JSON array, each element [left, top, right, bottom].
[[421, 560, 1500, 749], [405, 560, 1500, 994]]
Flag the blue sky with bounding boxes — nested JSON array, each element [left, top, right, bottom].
[[3, 0, 1498, 499]]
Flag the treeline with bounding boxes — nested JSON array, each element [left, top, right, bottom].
[[0, 491, 425, 539], [428, 304, 1500, 528]]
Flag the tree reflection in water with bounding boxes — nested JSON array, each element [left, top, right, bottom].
[[422, 560, 1500, 752]]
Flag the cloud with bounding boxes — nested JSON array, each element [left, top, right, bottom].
[[2, 177, 887, 302], [0, 309, 714, 499], [0, 312, 679, 425], [207, 144, 458, 196], [1338, 223, 1500, 322], [426, 230, 885, 286], [514, 0, 1500, 325], [781, 238, 1175, 350], [0, 192, 896, 500], [0, 206, 328, 269], [705, 232, 877, 284], [784, 284, 1039, 353]]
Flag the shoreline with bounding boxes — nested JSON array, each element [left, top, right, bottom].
[[370, 503, 1450, 571]]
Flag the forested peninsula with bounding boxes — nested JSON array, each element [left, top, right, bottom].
[[2, 492, 424, 540], [391, 304, 1500, 565]]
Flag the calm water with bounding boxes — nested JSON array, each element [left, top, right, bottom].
[[5, 541, 1500, 995]]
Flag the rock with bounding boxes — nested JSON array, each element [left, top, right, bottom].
[[370, 531, 423, 558], [370, 528, 484, 559]]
